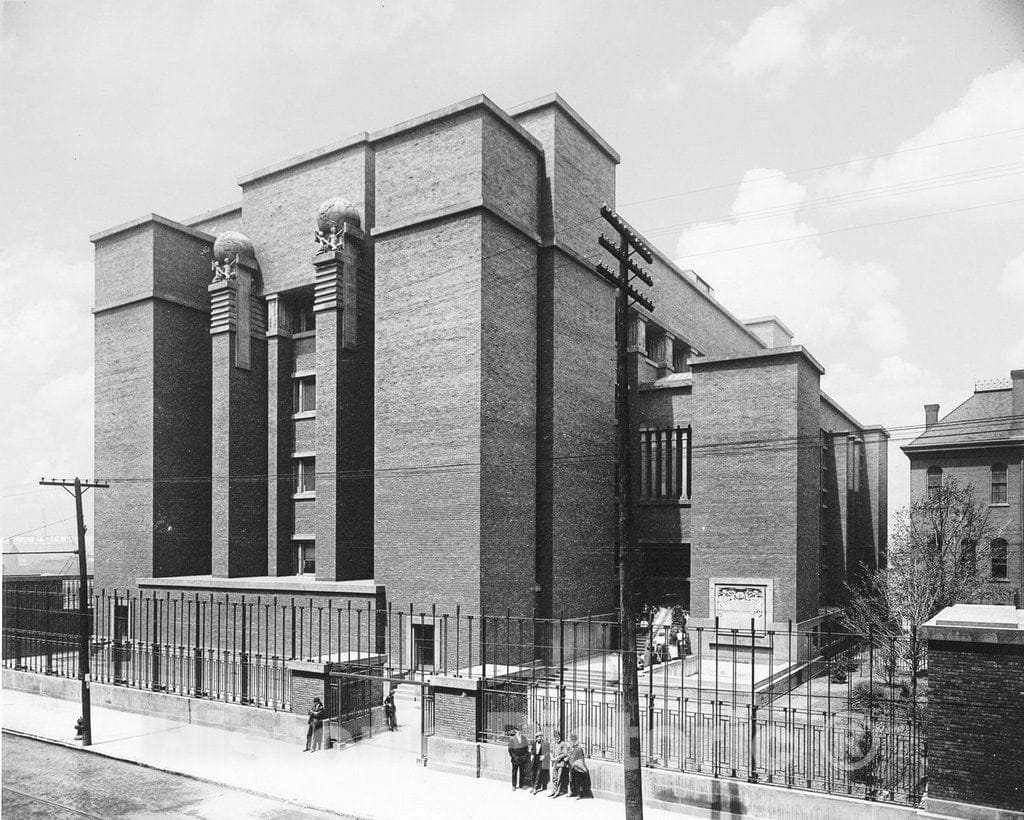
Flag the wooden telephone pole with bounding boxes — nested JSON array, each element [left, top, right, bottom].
[[38, 477, 108, 746], [596, 204, 654, 820]]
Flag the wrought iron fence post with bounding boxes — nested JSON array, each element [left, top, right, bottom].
[[749, 618, 758, 782], [240, 595, 249, 703], [151, 596, 162, 690], [558, 613, 565, 740], [193, 593, 203, 696]]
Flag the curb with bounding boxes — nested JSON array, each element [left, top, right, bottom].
[[2, 727, 369, 819]]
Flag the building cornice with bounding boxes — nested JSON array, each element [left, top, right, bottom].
[[689, 344, 825, 375], [642, 241, 768, 351], [181, 202, 243, 227], [901, 438, 1024, 455], [90, 213, 215, 245], [238, 133, 371, 186], [238, 94, 546, 188], [93, 290, 209, 317], [370, 196, 542, 245], [507, 92, 620, 164]]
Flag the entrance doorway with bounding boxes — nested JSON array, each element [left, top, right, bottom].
[[412, 623, 435, 673]]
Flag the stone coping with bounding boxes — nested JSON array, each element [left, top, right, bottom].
[[90, 213, 215, 245], [507, 92, 621, 164], [428, 675, 483, 692], [689, 344, 826, 376], [742, 314, 796, 338], [641, 241, 766, 353], [921, 604, 1024, 645], [820, 389, 871, 432], [181, 201, 243, 227], [237, 93, 544, 187], [288, 654, 385, 674], [137, 575, 382, 596], [369, 196, 541, 245]]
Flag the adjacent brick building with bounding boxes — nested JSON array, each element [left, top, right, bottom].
[[91, 93, 887, 659], [902, 371, 1024, 601]]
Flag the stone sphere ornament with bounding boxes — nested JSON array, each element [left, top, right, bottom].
[[317, 197, 361, 233], [211, 230, 254, 281], [213, 231, 254, 264]]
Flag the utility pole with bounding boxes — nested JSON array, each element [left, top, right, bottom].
[[39, 477, 108, 746], [596, 203, 654, 820]]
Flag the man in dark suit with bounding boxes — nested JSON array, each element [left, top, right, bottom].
[[507, 725, 530, 790]]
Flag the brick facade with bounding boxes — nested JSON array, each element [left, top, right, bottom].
[[921, 607, 1024, 813], [92, 93, 885, 655], [903, 373, 1024, 603]]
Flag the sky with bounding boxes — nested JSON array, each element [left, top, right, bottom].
[[2, 0, 1023, 553]]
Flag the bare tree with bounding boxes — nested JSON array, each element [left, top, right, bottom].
[[843, 476, 1002, 677]]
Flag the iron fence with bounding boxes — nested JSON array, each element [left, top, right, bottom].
[[2, 579, 926, 806]]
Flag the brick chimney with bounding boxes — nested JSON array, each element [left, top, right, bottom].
[[925, 404, 939, 429], [1012, 370, 1024, 421]]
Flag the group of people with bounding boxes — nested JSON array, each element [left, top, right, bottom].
[[507, 726, 591, 799]]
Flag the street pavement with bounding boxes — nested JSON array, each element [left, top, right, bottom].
[[1, 687, 707, 819], [2, 732, 349, 819]]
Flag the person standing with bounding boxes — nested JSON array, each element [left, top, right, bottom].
[[383, 691, 398, 731], [567, 733, 589, 799], [507, 725, 530, 790], [529, 730, 550, 794], [549, 731, 570, 797], [305, 697, 326, 752]]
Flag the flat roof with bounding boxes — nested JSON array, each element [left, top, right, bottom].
[[238, 94, 545, 187], [90, 213, 214, 245], [689, 344, 826, 375], [507, 92, 620, 164], [181, 201, 242, 227], [742, 315, 796, 338]]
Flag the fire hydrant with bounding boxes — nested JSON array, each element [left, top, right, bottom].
[[74, 717, 85, 740]]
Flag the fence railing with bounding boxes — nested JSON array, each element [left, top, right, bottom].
[[478, 631, 927, 807], [2, 579, 926, 806]]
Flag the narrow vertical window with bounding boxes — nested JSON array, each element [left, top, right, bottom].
[[927, 466, 943, 498], [294, 457, 316, 495], [990, 539, 1008, 579], [296, 540, 315, 575], [293, 376, 316, 414], [991, 464, 1007, 504], [638, 426, 690, 501]]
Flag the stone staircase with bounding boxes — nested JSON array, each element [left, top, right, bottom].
[[391, 682, 422, 705]]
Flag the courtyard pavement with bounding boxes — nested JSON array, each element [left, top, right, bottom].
[[1, 687, 711, 819]]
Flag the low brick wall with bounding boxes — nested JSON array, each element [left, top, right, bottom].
[[3, 668, 305, 743], [430, 735, 918, 820]]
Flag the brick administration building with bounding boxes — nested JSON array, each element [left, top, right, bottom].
[[91, 93, 887, 660]]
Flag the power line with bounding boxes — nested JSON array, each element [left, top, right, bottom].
[[2, 517, 77, 542], [623, 126, 1024, 210], [80, 411, 1024, 486]]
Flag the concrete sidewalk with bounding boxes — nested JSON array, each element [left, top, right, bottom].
[[1, 687, 704, 819]]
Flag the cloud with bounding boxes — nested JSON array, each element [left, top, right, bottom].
[[999, 249, 1024, 299], [0, 239, 95, 538], [815, 59, 1024, 216], [674, 168, 906, 357], [718, 0, 907, 94]]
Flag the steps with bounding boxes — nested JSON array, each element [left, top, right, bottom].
[[391, 682, 422, 705]]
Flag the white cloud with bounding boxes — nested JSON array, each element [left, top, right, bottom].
[[674, 168, 905, 357], [815, 59, 1024, 215], [718, 0, 907, 94], [999, 249, 1024, 299], [0, 240, 95, 537], [861, 302, 908, 350]]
